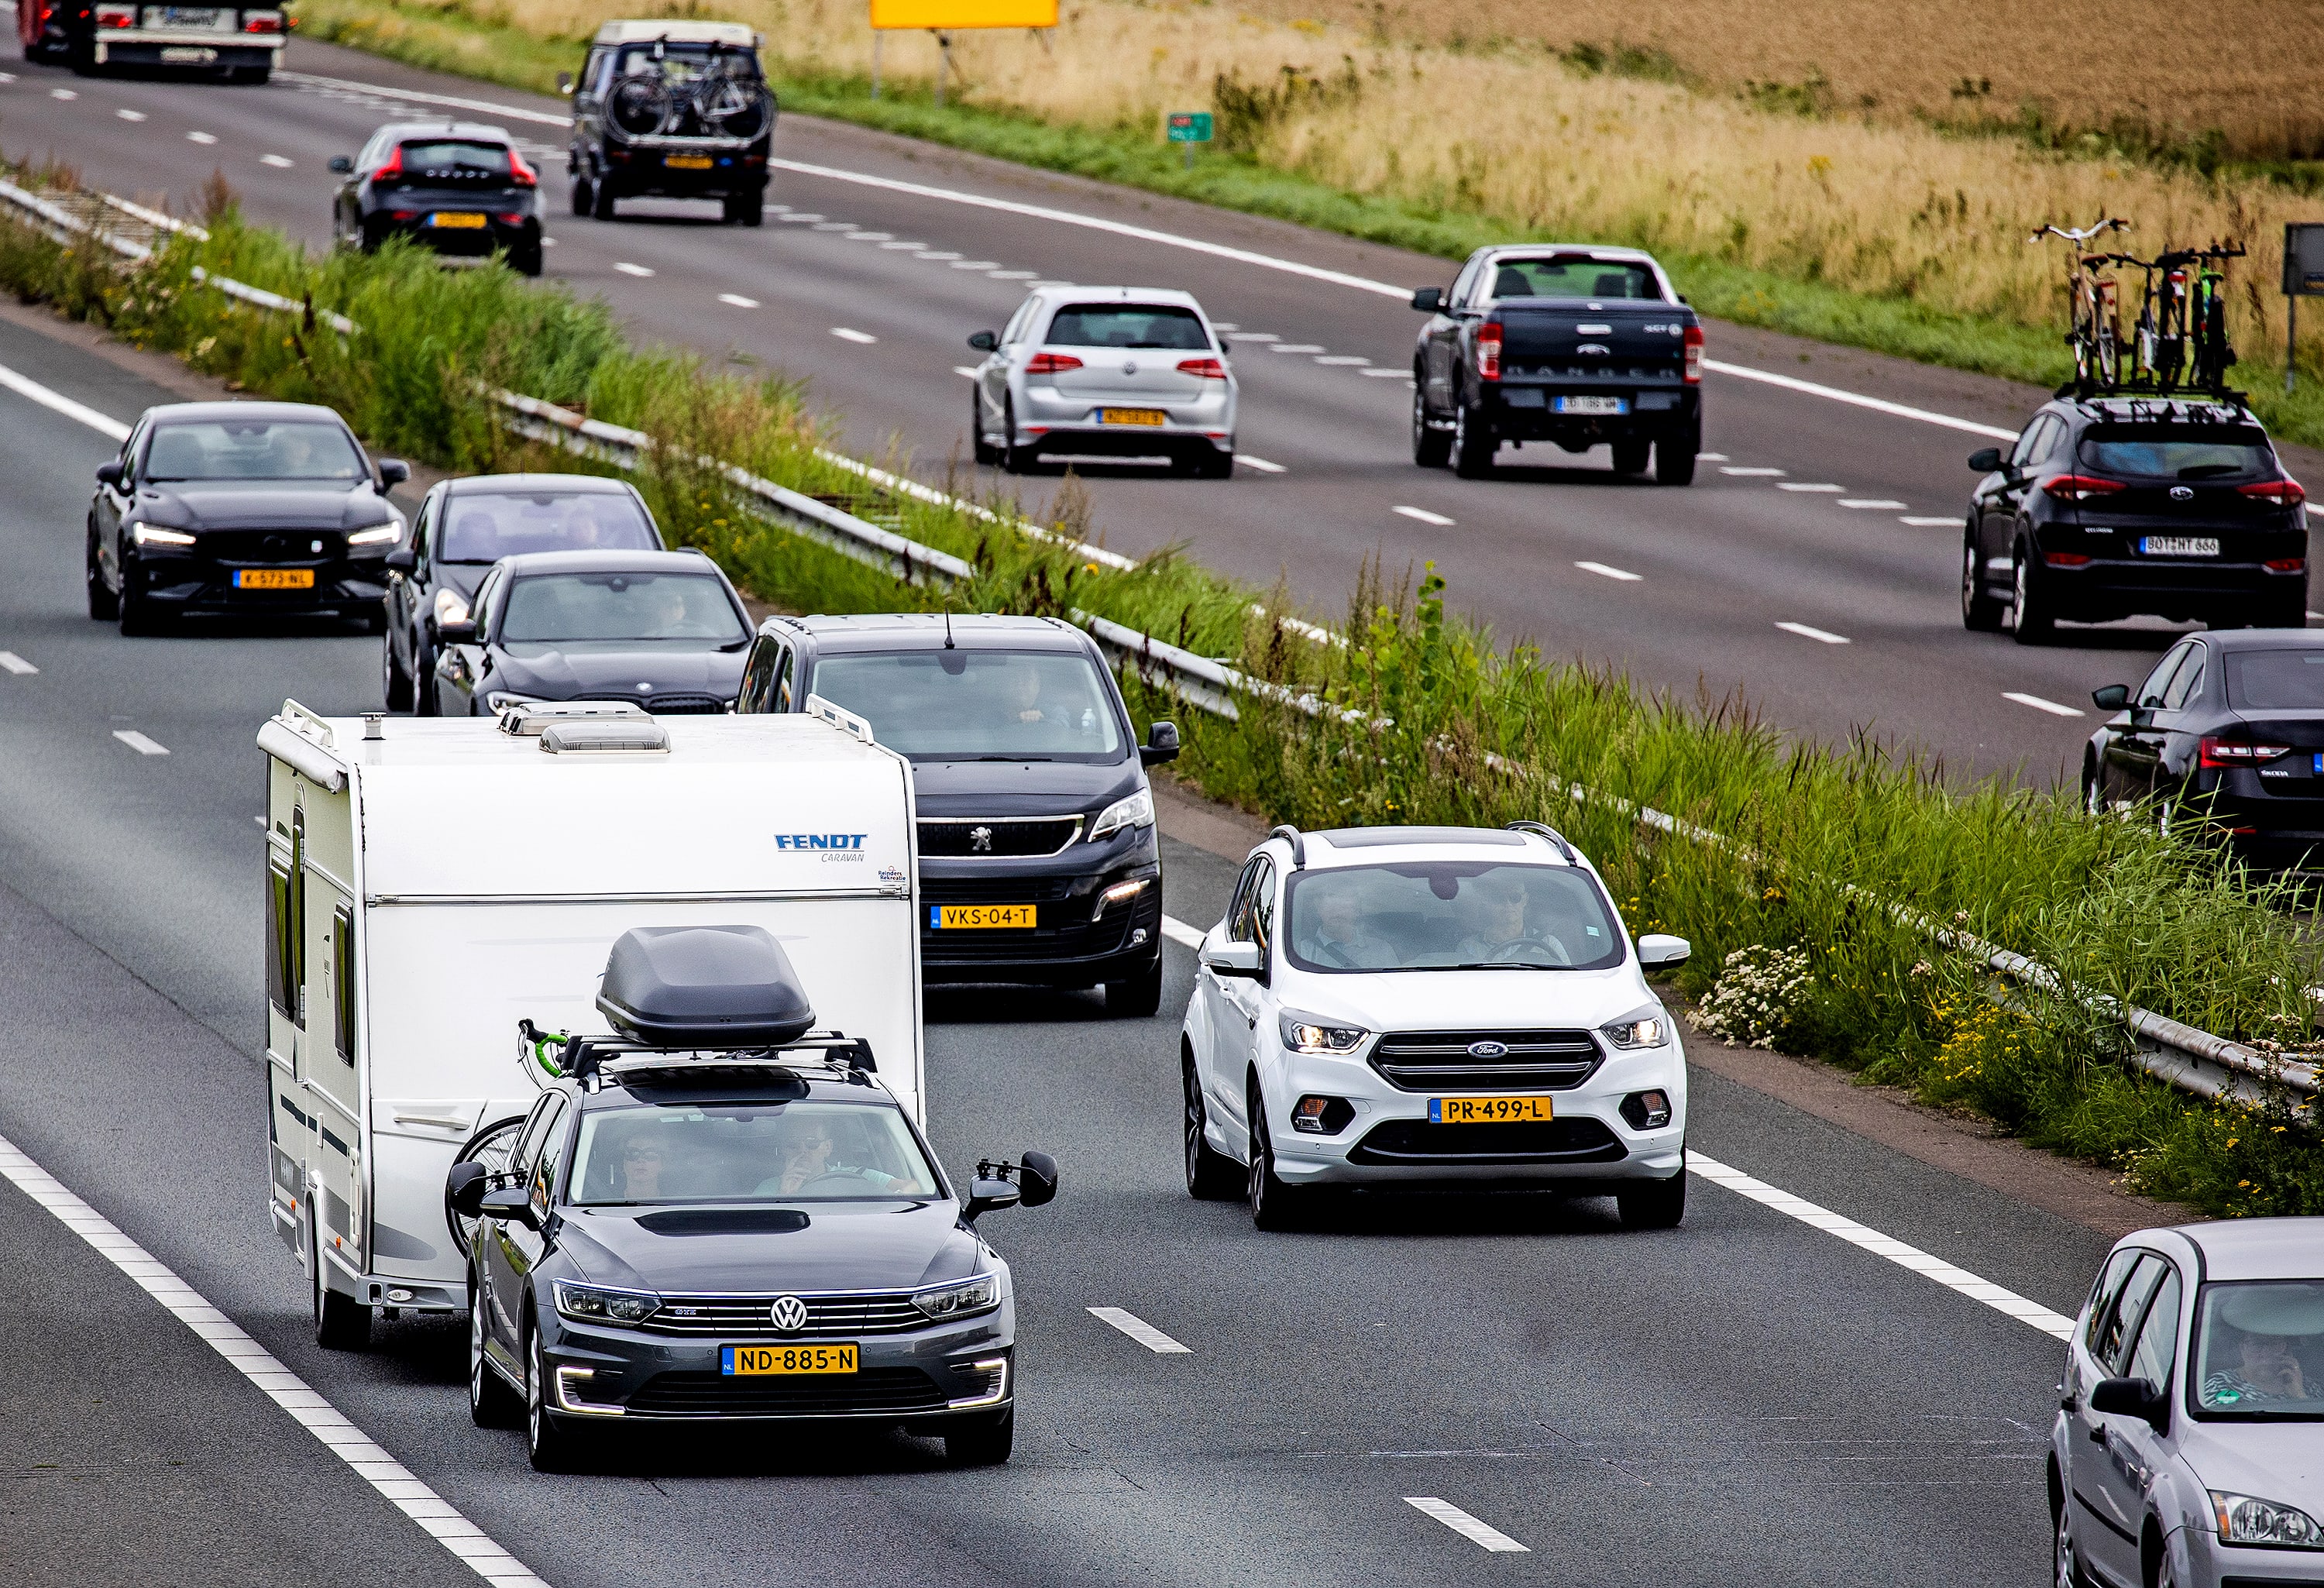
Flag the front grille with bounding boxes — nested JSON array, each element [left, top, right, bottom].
[[642, 693, 726, 715], [637, 1291, 930, 1338], [198, 529, 341, 564], [1348, 1117, 1624, 1165], [1370, 1029, 1603, 1092], [626, 1366, 947, 1416], [918, 817, 1082, 858], [922, 877, 1077, 904]]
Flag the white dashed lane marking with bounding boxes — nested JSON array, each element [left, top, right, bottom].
[[1360, 367, 1411, 377], [117, 108, 146, 122], [1776, 621, 1851, 645], [187, 130, 218, 144], [614, 263, 654, 277], [1575, 561, 1642, 583], [950, 260, 999, 270], [260, 154, 294, 168], [1268, 343, 1325, 354], [1406, 1499, 1529, 1553], [1314, 355, 1370, 366], [1393, 505, 1455, 526], [112, 730, 170, 756], [50, 88, 77, 100], [916, 249, 960, 260], [988, 269, 1037, 280], [844, 230, 892, 241], [717, 294, 758, 308], [1900, 516, 1958, 527], [1721, 466, 1784, 476], [830, 327, 877, 345], [1160, 916, 1205, 948], [1234, 454, 1286, 473], [1777, 482, 1845, 493], [878, 239, 926, 250], [2004, 691, 2085, 718], [1839, 499, 1907, 510], [0, 651, 36, 675], [1699, 452, 1730, 461], [1087, 1307, 1191, 1354], [1231, 332, 1279, 342]]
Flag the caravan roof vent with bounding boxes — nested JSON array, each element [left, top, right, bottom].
[[596, 925, 817, 1047], [500, 699, 652, 737], [540, 720, 671, 754]]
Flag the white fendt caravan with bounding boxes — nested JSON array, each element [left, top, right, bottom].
[[257, 699, 921, 1346]]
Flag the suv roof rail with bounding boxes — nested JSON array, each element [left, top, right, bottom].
[[1504, 820, 1580, 864], [1269, 823, 1305, 868]]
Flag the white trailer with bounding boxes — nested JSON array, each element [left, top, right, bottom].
[[256, 699, 922, 1342]]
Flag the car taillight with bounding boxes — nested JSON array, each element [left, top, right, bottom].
[[2240, 478, 2307, 508], [494, 212, 524, 225], [2266, 557, 2308, 573], [1176, 357, 1227, 380], [242, 9, 284, 30], [2042, 475, 2126, 502], [2042, 551, 2092, 567], [2200, 737, 2292, 768], [1683, 323, 1703, 384], [507, 147, 538, 187], [1476, 321, 1501, 382], [94, 3, 133, 26], [373, 146, 404, 181], [1025, 352, 1083, 375]]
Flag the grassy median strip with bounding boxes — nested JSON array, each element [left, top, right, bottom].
[[3, 173, 2316, 1216]]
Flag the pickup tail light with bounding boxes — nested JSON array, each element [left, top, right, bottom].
[[2239, 478, 2307, 508], [95, 3, 134, 26], [1024, 352, 1083, 375], [1476, 321, 1502, 382], [1683, 323, 1703, 384], [2200, 737, 2292, 768], [242, 9, 284, 30], [507, 147, 538, 188], [1176, 357, 1227, 380], [2043, 475, 2127, 502]]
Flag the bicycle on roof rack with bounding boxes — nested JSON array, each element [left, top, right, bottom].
[[2033, 222, 2249, 400], [2031, 216, 2131, 389]]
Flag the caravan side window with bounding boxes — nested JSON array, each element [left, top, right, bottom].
[[266, 809, 306, 1025], [331, 903, 356, 1064]]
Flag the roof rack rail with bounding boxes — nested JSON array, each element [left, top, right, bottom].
[[1505, 820, 1581, 864], [1269, 823, 1305, 868], [518, 1020, 876, 1085]]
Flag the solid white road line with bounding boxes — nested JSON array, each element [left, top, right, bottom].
[[0, 651, 36, 675], [614, 262, 654, 277], [1161, 916, 1205, 948], [260, 154, 294, 169], [2005, 691, 2086, 718], [1234, 454, 1286, 473], [1900, 516, 1958, 527], [1087, 1306, 1192, 1354], [1839, 498, 1907, 510], [187, 130, 218, 144], [1776, 621, 1851, 644], [1703, 358, 2020, 442], [1721, 466, 1785, 476], [1687, 1153, 2076, 1339], [0, 358, 132, 440], [117, 108, 146, 122], [830, 327, 878, 345], [1777, 482, 1845, 493], [1405, 1498, 1529, 1553], [0, 1130, 552, 1588], [1393, 505, 1454, 526], [717, 293, 758, 308], [112, 730, 170, 755], [1575, 561, 1642, 582]]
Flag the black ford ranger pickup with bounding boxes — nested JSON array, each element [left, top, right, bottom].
[[1410, 245, 1702, 484]]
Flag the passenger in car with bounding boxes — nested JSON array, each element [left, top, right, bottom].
[[1304, 885, 1397, 969]]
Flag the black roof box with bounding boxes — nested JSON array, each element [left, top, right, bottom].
[[595, 926, 816, 1047]]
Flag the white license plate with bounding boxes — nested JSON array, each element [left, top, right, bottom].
[[147, 5, 229, 26], [2140, 536, 2219, 557], [159, 43, 218, 59], [1553, 395, 1628, 415]]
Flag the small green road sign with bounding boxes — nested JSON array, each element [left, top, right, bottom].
[[1167, 112, 1212, 143]]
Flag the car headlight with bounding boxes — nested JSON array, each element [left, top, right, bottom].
[[1601, 1004, 1672, 1049], [1088, 788, 1154, 841], [913, 1273, 1002, 1321], [552, 1280, 660, 1325], [485, 691, 550, 713], [347, 524, 399, 548], [1279, 1010, 1368, 1055], [433, 586, 471, 627], [130, 522, 197, 547], [2213, 1492, 2324, 1548]]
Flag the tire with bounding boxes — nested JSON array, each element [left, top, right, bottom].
[[2054, 1490, 2089, 1588], [1191, 445, 1234, 480], [1247, 1086, 1308, 1231], [569, 174, 593, 218], [116, 565, 158, 637], [1654, 432, 1698, 486], [1184, 1056, 1241, 1201], [1611, 439, 1651, 476], [414, 643, 440, 716], [1411, 380, 1450, 468], [999, 399, 1037, 474], [469, 1271, 522, 1428], [312, 1228, 372, 1349], [86, 531, 117, 620], [944, 1407, 1014, 1466], [723, 190, 762, 225], [525, 1328, 589, 1472], [1105, 954, 1163, 1017], [510, 244, 544, 278], [2013, 547, 2056, 645], [1961, 535, 2006, 631], [1451, 399, 1494, 478], [590, 181, 616, 222], [383, 633, 414, 711], [1617, 1166, 1686, 1229], [2082, 757, 2106, 816], [970, 387, 1000, 466]]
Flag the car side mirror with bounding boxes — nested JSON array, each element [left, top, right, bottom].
[[477, 1185, 537, 1229], [1202, 940, 1262, 978], [1637, 933, 1692, 968], [2089, 1376, 2169, 1431], [1968, 447, 2003, 473], [95, 460, 124, 486], [1017, 1150, 1058, 1207], [376, 459, 410, 488], [436, 617, 478, 644], [2092, 683, 2130, 711], [967, 329, 999, 352], [384, 546, 418, 574], [1410, 286, 1443, 313], [961, 1177, 1020, 1222], [1140, 719, 1181, 765], [328, 155, 353, 174], [556, 70, 574, 95], [446, 1160, 490, 1218]]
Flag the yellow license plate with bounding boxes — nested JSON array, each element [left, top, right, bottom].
[[1430, 1095, 1554, 1124], [235, 569, 315, 589], [429, 212, 487, 229], [665, 155, 716, 170], [1100, 408, 1167, 427], [723, 1342, 857, 1376], [931, 904, 1037, 930]]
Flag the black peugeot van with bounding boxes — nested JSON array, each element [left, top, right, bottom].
[[736, 614, 1177, 1015]]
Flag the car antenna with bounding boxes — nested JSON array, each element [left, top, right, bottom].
[[942, 601, 956, 650]]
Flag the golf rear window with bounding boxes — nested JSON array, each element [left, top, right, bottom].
[[1042, 304, 1212, 351], [2225, 650, 2324, 711]]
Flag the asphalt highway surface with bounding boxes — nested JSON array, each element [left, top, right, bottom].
[[8, 33, 2317, 787], [4, 308, 2137, 1587]]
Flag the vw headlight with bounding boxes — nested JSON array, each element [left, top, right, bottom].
[[1601, 1004, 1672, 1050], [2212, 1492, 2324, 1548], [130, 521, 196, 547], [433, 586, 471, 627], [347, 524, 399, 548], [1279, 1011, 1368, 1055], [913, 1273, 1002, 1321], [1088, 789, 1154, 841], [552, 1280, 660, 1325]]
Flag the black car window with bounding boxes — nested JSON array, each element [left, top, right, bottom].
[[500, 571, 746, 645], [2137, 642, 2195, 709], [2126, 1268, 2183, 1389], [507, 1092, 564, 1188], [805, 648, 1126, 761], [571, 1100, 939, 1205], [581, 46, 609, 92], [143, 419, 365, 482], [395, 139, 511, 175], [2078, 426, 2272, 480], [1043, 304, 1211, 350], [738, 637, 779, 711], [1487, 256, 1659, 301], [469, 566, 505, 632], [1448, 256, 1483, 308], [2009, 414, 2057, 472], [2226, 650, 2324, 711], [2161, 646, 2206, 710], [438, 490, 659, 562], [2100, 1255, 2168, 1375], [2085, 1248, 2144, 1355], [1225, 857, 1265, 944], [1250, 859, 1278, 957]]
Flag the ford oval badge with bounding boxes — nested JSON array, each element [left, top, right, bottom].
[[1467, 1040, 1510, 1059]]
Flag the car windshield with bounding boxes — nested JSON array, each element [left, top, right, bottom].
[[498, 571, 746, 645], [1283, 861, 1625, 972], [438, 491, 660, 561], [396, 139, 510, 174], [143, 420, 366, 482], [2193, 1280, 2324, 1418], [569, 1101, 940, 1205], [2078, 428, 2272, 480], [1043, 304, 1212, 350], [806, 649, 1126, 761], [1487, 257, 1661, 300], [2225, 650, 2324, 710]]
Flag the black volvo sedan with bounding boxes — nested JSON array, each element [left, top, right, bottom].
[[87, 400, 408, 635], [734, 614, 1179, 1015]]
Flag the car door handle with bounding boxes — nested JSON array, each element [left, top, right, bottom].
[[2086, 1419, 2106, 1445]]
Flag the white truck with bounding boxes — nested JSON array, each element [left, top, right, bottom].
[[256, 699, 922, 1346]]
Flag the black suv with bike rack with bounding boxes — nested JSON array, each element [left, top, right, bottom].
[[562, 19, 775, 225]]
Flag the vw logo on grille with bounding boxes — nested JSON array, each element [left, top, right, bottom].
[[768, 1294, 809, 1332], [970, 825, 995, 853], [2169, 485, 2195, 500], [1467, 1040, 1511, 1059]]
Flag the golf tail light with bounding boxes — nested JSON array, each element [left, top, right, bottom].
[[1620, 1089, 1673, 1130], [552, 1280, 659, 1324], [1176, 356, 1227, 379], [2211, 1491, 2324, 1548], [1025, 352, 1083, 375], [2042, 475, 2126, 502], [1291, 1095, 1355, 1135], [2240, 478, 2307, 507], [1683, 323, 1703, 383], [2200, 737, 2291, 768], [507, 148, 539, 187], [913, 1273, 1002, 1320], [1476, 321, 1502, 382]]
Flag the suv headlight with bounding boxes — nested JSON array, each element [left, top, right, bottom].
[[433, 586, 470, 627], [913, 1273, 1002, 1321], [552, 1280, 660, 1325], [485, 691, 550, 713], [130, 521, 197, 547], [1088, 789, 1153, 841], [1280, 1011, 1368, 1055], [347, 524, 399, 548], [1601, 1004, 1671, 1050], [2213, 1492, 2324, 1548]]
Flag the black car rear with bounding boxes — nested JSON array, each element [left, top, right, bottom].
[[333, 122, 542, 277]]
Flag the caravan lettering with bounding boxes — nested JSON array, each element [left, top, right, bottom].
[[775, 834, 869, 850]]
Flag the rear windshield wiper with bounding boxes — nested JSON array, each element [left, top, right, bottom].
[[2178, 464, 2242, 479]]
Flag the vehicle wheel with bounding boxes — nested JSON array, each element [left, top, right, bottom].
[[510, 243, 544, 278], [1184, 1057, 1241, 1200], [1247, 1087, 1307, 1231], [1961, 536, 2006, 631], [383, 634, 414, 711], [116, 567, 159, 637], [1617, 1166, 1686, 1229], [970, 388, 1000, 466], [1611, 439, 1651, 476], [1654, 433, 1698, 486], [525, 1328, 589, 1472], [2082, 757, 2105, 816], [469, 1272, 522, 1428], [1105, 954, 1163, 1018], [2054, 1497, 2089, 1588], [944, 1407, 1014, 1466], [2013, 547, 2056, 644], [1411, 380, 1450, 468], [1451, 400, 1494, 478], [590, 181, 617, 222], [999, 399, 1037, 474], [86, 531, 118, 620], [1191, 445, 1234, 480], [312, 1229, 372, 1349], [569, 174, 593, 218]]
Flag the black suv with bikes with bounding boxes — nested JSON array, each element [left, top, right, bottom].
[[562, 19, 775, 225]]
